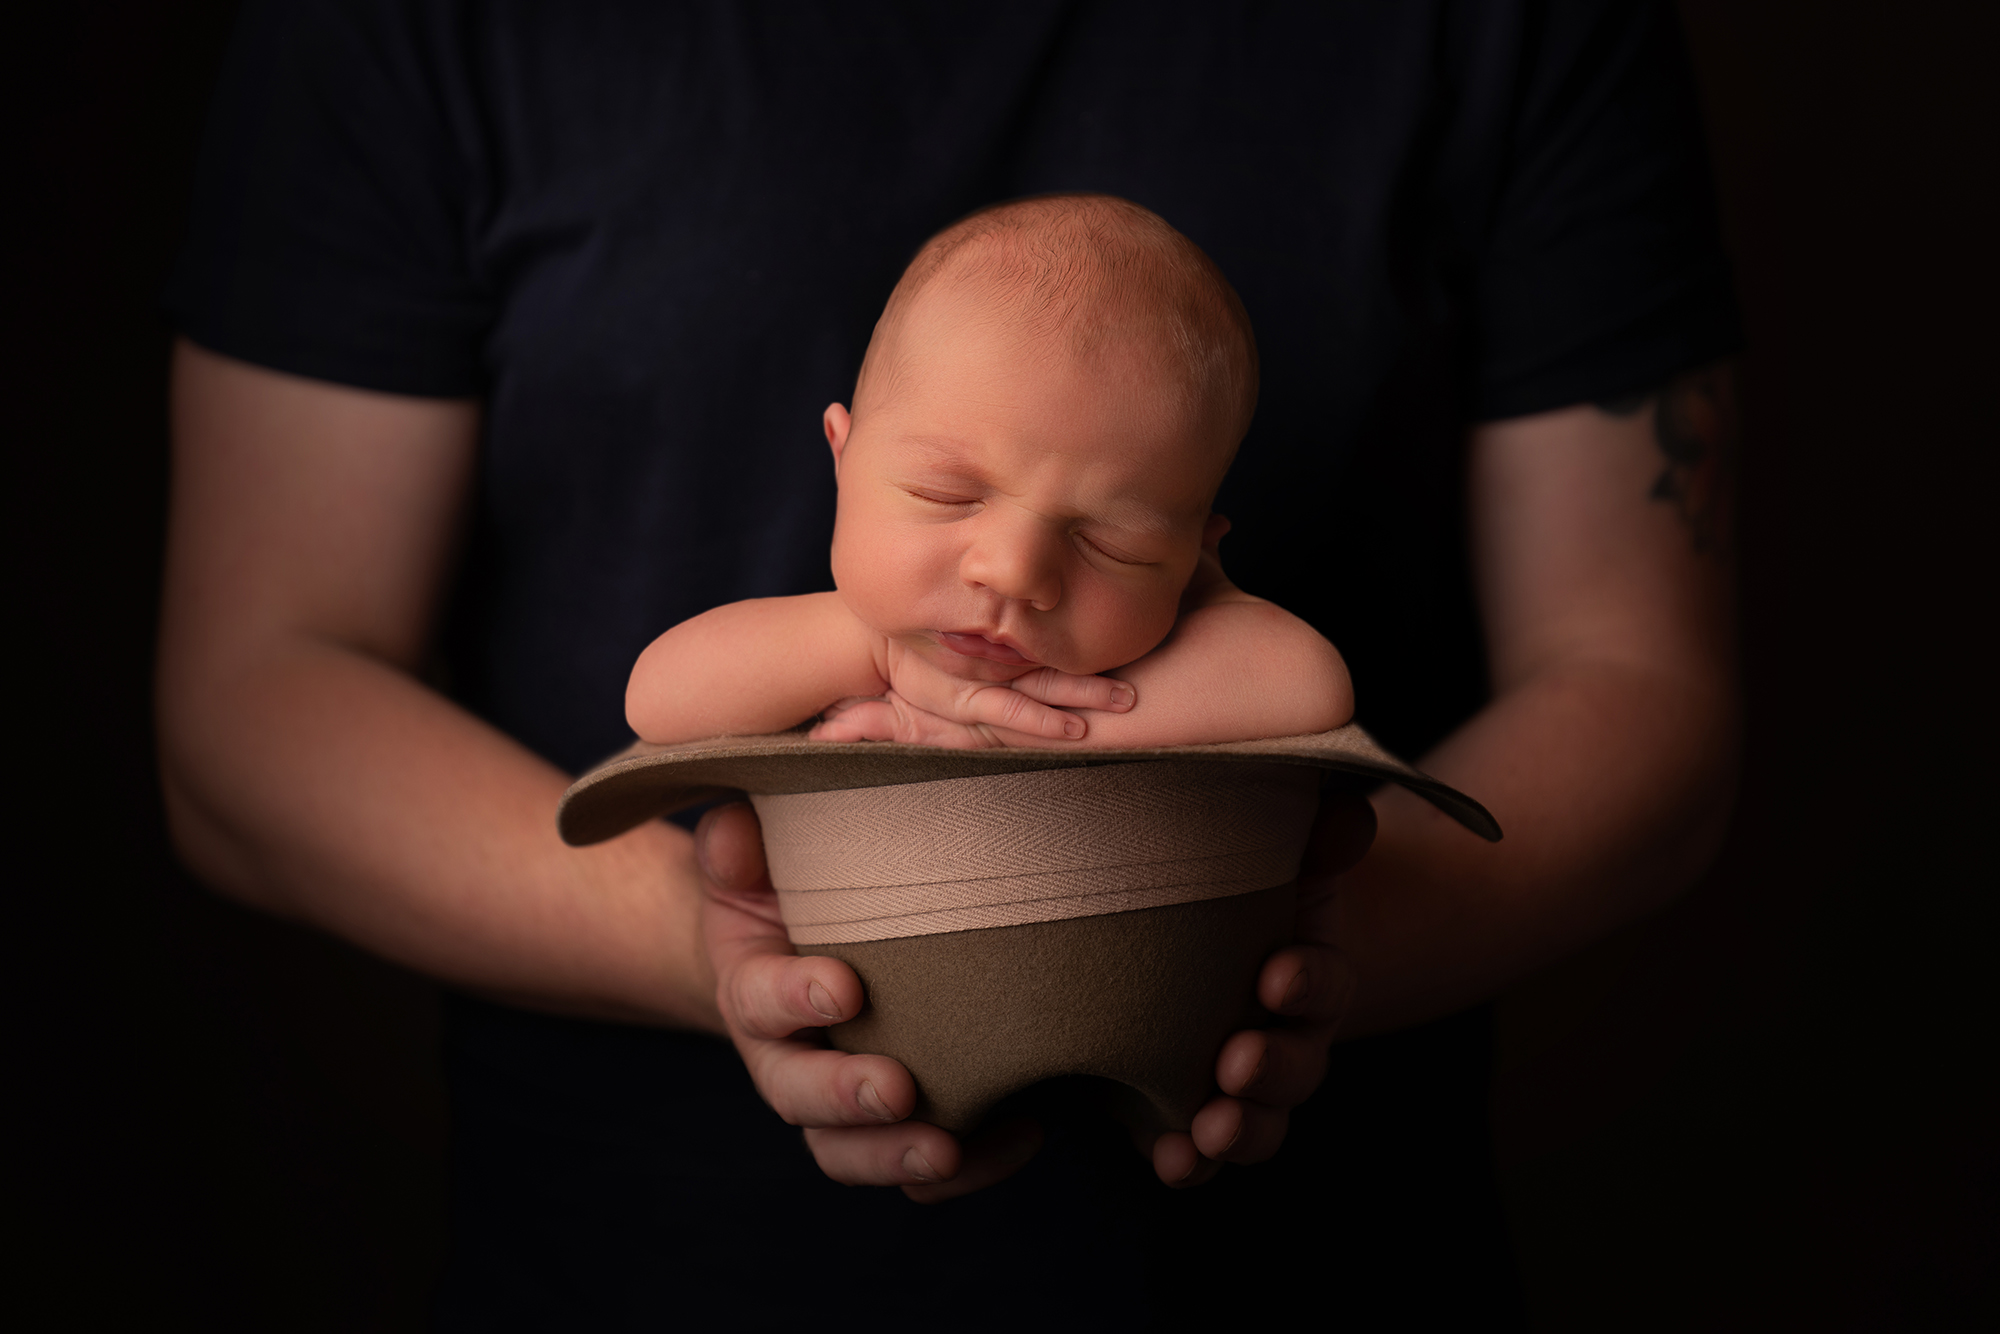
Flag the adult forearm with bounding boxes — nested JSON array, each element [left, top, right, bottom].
[[1328, 657, 1738, 1038], [159, 636, 720, 1030]]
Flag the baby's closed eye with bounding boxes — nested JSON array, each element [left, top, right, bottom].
[[1071, 529, 1158, 565], [902, 486, 980, 509]]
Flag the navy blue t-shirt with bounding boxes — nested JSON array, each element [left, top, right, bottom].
[[168, 2, 1736, 1326]]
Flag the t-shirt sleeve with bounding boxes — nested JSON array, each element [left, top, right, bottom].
[[1469, 0, 1741, 420], [164, 0, 492, 397]]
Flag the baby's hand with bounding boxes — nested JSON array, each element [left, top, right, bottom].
[[811, 691, 995, 747], [810, 662, 1135, 748]]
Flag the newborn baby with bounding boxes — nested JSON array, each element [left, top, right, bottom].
[[626, 193, 1350, 752]]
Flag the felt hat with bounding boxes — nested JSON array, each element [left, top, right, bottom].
[[558, 724, 1500, 847], [558, 726, 1499, 1135]]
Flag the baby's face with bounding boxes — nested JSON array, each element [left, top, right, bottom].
[[828, 282, 1233, 682]]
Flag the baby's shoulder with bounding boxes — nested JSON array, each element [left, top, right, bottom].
[[1130, 594, 1353, 737], [710, 590, 878, 652], [1173, 595, 1343, 671]]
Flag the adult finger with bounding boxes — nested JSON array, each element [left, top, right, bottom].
[[739, 1043, 917, 1128], [1255, 942, 1358, 1025], [1190, 1097, 1290, 1165], [696, 802, 921, 1132], [1008, 666, 1136, 713], [903, 1119, 1044, 1203], [1212, 1025, 1334, 1108], [694, 801, 774, 903], [698, 804, 865, 1034], [803, 1120, 965, 1187], [717, 947, 865, 1041], [1150, 1132, 1224, 1189]]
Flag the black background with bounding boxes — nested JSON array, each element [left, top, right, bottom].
[[10, 3, 1994, 1328]]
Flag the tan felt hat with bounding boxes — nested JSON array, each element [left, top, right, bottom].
[[557, 725, 1499, 1136], [557, 723, 1500, 847]]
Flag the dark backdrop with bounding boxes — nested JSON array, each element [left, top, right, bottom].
[[10, 4, 1993, 1329]]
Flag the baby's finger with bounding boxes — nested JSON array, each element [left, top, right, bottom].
[[903, 1118, 1043, 1203], [803, 1120, 964, 1187], [720, 949, 864, 1040], [967, 684, 1086, 740], [1256, 943, 1358, 1026], [744, 1044, 916, 1128], [1009, 666, 1137, 713], [1191, 1097, 1290, 1165], [812, 696, 1003, 749], [808, 697, 905, 742], [1213, 1025, 1333, 1109]]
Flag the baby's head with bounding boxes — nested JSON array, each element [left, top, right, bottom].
[[825, 193, 1257, 682]]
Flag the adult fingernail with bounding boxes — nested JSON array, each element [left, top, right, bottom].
[[901, 1147, 940, 1182], [1063, 717, 1084, 738], [858, 1080, 896, 1121], [1240, 1044, 1270, 1095], [807, 980, 840, 1020], [1282, 967, 1310, 1011]]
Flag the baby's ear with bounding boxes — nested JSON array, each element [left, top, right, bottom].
[[823, 403, 853, 470], [1201, 512, 1231, 554]]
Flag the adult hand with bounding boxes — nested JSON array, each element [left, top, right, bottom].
[[1147, 788, 1378, 1187], [694, 800, 1043, 1200]]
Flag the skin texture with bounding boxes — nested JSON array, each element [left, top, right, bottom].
[[158, 338, 1738, 1196], [157, 343, 717, 1029], [624, 273, 1354, 751]]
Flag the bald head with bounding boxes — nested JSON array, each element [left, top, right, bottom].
[[855, 194, 1259, 449]]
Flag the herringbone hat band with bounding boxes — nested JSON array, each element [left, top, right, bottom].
[[751, 760, 1323, 944]]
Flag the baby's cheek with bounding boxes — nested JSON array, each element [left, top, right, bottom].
[[1076, 586, 1181, 671], [837, 533, 945, 632]]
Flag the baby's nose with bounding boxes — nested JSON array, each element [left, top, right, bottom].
[[960, 516, 1064, 611]]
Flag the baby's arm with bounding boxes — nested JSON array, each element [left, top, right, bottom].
[[815, 555, 1350, 750], [814, 598, 1347, 751], [625, 593, 887, 744], [1083, 590, 1352, 748], [1080, 537, 1351, 746]]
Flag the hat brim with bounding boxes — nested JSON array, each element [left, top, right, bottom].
[[557, 724, 1501, 846]]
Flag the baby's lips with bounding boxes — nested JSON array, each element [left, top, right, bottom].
[[935, 630, 1034, 665]]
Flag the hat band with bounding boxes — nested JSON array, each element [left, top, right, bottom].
[[752, 760, 1320, 945]]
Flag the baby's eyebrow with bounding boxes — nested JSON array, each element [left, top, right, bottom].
[[895, 435, 982, 470], [888, 437, 998, 491], [1088, 501, 1183, 539]]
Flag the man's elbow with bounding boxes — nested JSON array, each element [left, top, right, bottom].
[[156, 756, 290, 917], [1681, 708, 1742, 883], [1645, 673, 1743, 908], [154, 673, 292, 917]]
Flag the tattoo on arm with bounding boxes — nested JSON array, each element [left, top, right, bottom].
[[1596, 361, 1739, 554]]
